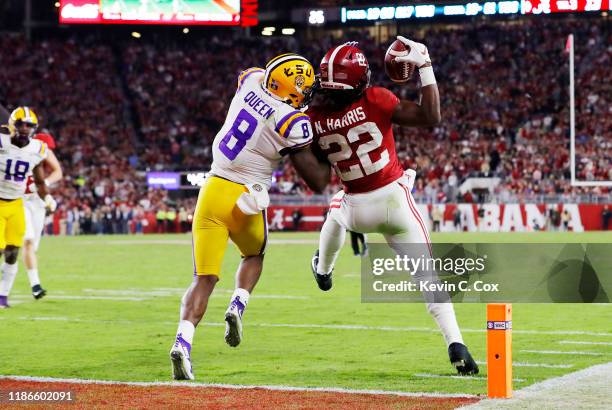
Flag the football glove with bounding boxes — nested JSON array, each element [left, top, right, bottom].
[[236, 183, 269, 215], [405, 168, 417, 192], [394, 36, 431, 68], [44, 194, 57, 213]]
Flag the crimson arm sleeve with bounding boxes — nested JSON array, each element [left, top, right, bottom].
[[368, 87, 400, 121]]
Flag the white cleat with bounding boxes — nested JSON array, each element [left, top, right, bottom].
[[224, 297, 245, 347], [170, 335, 194, 380]]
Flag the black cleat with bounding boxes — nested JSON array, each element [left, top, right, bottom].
[[32, 285, 47, 300], [311, 250, 332, 291], [448, 342, 479, 375]]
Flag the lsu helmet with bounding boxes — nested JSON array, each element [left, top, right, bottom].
[[264, 53, 317, 109], [319, 42, 370, 96], [8, 106, 39, 138]]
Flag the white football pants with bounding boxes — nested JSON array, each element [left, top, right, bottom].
[[317, 174, 464, 346], [24, 195, 46, 251]]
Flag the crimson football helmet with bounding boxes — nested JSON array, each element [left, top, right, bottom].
[[319, 42, 371, 97]]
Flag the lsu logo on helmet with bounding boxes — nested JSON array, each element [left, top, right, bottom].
[[264, 53, 317, 109], [8, 106, 39, 138]]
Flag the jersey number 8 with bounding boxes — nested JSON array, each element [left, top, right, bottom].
[[219, 109, 258, 160]]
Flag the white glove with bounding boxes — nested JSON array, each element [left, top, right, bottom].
[[395, 36, 436, 87], [236, 183, 270, 215], [44, 194, 57, 213], [394, 36, 431, 67], [405, 169, 417, 191]]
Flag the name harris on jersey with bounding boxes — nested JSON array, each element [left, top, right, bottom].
[[244, 90, 275, 120], [313, 106, 366, 134]]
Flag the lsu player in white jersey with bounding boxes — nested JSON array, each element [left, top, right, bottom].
[[0, 107, 57, 309], [1, 103, 63, 300], [170, 54, 330, 380]]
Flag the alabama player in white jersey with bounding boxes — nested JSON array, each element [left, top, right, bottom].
[[170, 54, 329, 380], [307, 39, 478, 375], [0, 107, 57, 309]]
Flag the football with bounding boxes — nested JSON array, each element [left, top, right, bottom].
[[384, 39, 416, 83]]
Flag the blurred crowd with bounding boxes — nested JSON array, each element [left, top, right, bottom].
[[0, 16, 609, 234]]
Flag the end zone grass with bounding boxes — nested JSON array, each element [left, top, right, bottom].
[[1, 232, 610, 396]]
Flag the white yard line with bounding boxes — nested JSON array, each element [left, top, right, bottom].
[[459, 362, 612, 409], [519, 350, 604, 356], [558, 340, 612, 346], [10, 295, 148, 301], [0, 314, 611, 338], [0, 375, 478, 399], [9, 292, 309, 301], [414, 373, 525, 382], [476, 361, 573, 369], [78, 239, 319, 246]]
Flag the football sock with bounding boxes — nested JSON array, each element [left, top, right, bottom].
[[176, 320, 195, 346], [317, 217, 346, 275], [230, 288, 250, 307], [27, 269, 41, 287], [426, 302, 464, 346], [0, 262, 18, 297]]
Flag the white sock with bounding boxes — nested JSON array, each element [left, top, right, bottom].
[[176, 320, 195, 345], [27, 269, 40, 287], [426, 302, 464, 346], [0, 262, 18, 297], [230, 288, 250, 306], [317, 216, 346, 274]]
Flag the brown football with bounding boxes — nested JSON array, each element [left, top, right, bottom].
[[384, 39, 415, 83]]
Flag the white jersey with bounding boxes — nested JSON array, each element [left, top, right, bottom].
[[210, 67, 314, 189], [0, 134, 47, 199]]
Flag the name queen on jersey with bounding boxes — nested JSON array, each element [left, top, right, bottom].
[[211, 68, 313, 188], [0, 133, 47, 199]]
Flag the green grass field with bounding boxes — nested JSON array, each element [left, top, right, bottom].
[[1, 232, 611, 395]]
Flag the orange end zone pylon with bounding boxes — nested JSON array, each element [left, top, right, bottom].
[[486, 303, 512, 398]]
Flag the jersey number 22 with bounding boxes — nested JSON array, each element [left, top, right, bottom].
[[318, 122, 390, 181]]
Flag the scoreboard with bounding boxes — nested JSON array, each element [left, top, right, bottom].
[[337, 0, 609, 23], [59, 0, 258, 26]]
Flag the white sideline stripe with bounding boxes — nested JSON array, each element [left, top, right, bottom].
[[414, 373, 526, 383], [10, 293, 309, 301], [559, 340, 612, 346], [0, 315, 610, 337], [78, 239, 318, 246], [475, 361, 573, 369], [459, 362, 612, 409], [0, 375, 478, 399], [10, 295, 147, 301], [519, 350, 604, 356]]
